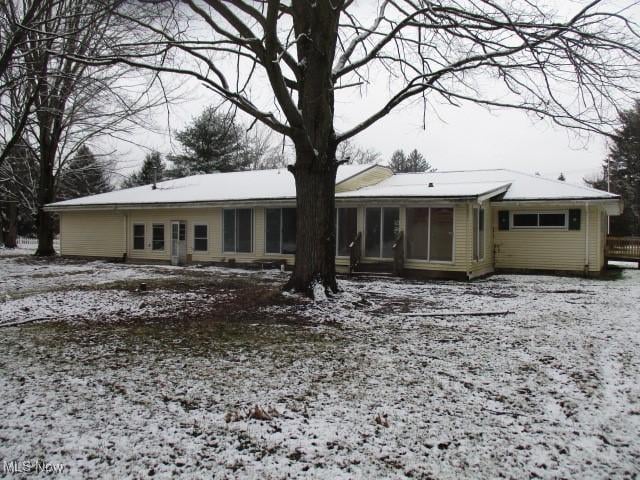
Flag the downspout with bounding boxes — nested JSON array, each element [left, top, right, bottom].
[[584, 202, 590, 275]]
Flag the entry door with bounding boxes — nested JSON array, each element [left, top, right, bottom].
[[171, 221, 187, 265]]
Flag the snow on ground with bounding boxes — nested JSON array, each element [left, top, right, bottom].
[[0, 254, 639, 478]]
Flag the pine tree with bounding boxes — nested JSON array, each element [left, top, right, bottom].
[[587, 100, 640, 235], [388, 149, 435, 173], [58, 146, 113, 200], [123, 151, 166, 188], [167, 107, 251, 176]]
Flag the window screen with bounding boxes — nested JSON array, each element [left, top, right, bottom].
[[194, 224, 208, 251], [152, 224, 164, 250], [133, 224, 145, 250]]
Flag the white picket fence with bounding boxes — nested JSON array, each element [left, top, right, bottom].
[[16, 236, 60, 251]]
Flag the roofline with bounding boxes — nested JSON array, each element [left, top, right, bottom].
[[334, 163, 392, 188], [494, 196, 620, 202]]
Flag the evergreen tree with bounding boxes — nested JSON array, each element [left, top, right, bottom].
[[388, 149, 435, 173], [167, 107, 251, 176], [57, 146, 113, 200], [587, 100, 640, 236], [123, 151, 166, 188]]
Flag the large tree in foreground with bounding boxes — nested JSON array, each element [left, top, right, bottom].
[[85, 0, 639, 295]]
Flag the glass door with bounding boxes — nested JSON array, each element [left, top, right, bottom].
[[365, 207, 399, 258]]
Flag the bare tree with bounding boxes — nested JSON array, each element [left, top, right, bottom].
[[1, 0, 168, 255], [70, 0, 639, 295], [337, 139, 381, 165]]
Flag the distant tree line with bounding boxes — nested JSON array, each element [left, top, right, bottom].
[[587, 101, 640, 236]]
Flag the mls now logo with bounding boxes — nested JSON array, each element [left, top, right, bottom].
[[3, 460, 65, 475]]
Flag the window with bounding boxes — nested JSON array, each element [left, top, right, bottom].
[[223, 208, 253, 253], [473, 208, 485, 261], [266, 208, 296, 254], [152, 224, 165, 250], [365, 207, 400, 258], [133, 224, 145, 250], [336, 208, 358, 256], [512, 211, 568, 229], [194, 224, 208, 252], [406, 207, 454, 262]]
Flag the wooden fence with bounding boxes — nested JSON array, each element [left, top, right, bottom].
[[606, 236, 640, 261]]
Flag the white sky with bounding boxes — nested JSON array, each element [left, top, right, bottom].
[[103, 0, 632, 187]]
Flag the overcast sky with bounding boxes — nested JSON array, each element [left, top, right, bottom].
[[106, 0, 633, 187]]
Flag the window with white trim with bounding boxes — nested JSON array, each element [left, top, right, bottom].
[[265, 208, 296, 254], [223, 208, 253, 253], [152, 223, 165, 250], [473, 208, 485, 261], [133, 224, 145, 250], [512, 211, 568, 229], [193, 224, 208, 252]]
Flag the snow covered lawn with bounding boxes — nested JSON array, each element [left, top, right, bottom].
[[1, 254, 639, 478]]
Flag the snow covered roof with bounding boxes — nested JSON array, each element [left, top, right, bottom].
[[46, 165, 618, 210], [337, 169, 619, 202], [46, 164, 376, 209]]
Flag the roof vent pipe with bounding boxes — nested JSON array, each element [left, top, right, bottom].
[[428, 182, 434, 188]]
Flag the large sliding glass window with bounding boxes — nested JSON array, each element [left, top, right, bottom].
[[336, 208, 358, 256], [265, 208, 296, 254], [365, 207, 400, 258], [406, 207, 454, 262], [430, 208, 454, 261], [223, 208, 253, 253]]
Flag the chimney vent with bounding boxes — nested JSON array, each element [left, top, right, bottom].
[[428, 182, 434, 188]]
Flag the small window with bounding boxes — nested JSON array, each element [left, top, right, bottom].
[[194, 224, 208, 252], [223, 208, 253, 253], [133, 224, 145, 250], [513, 213, 538, 228], [152, 224, 165, 250], [512, 212, 568, 229]]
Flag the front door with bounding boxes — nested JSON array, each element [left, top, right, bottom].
[[171, 221, 187, 265]]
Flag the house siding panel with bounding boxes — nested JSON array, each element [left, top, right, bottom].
[[60, 211, 126, 258], [493, 206, 604, 272]]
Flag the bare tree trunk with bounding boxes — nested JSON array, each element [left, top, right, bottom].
[[6, 202, 17, 248], [286, 146, 338, 295], [35, 146, 56, 256]]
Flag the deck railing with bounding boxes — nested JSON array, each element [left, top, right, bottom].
[[348, 232, 362, 275], [392, 231, 404, 275], [606, 236, 640, 260]]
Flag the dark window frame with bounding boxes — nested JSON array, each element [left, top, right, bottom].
[[193, 224, 208, 252], [152, 223, 165, 251], [133, 224, 145, 250], [265, 207, 296, 255], [511, 211, 568, 230]]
